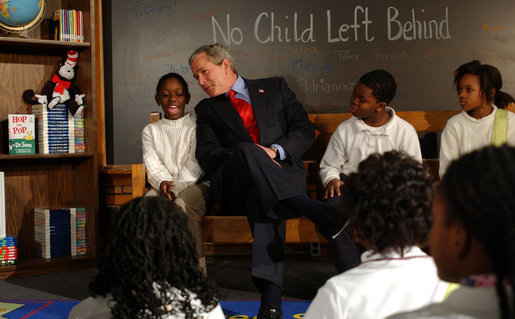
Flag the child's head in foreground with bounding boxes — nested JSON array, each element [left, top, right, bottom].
[[89, 196, 218, 318], [340, 151, 435, 255], [432, 144, 515, 318]]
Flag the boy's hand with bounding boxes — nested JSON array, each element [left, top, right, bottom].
[[324, 178, 344, 199], [159, 181, 176, 201]]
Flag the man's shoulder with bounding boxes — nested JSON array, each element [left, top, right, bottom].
[[245, 76, 285, 87], [195, 95, 225, 110]]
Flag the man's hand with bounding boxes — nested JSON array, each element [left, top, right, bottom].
[[324, 178, 344, 199], [257, 144, 282, 167], [159, 181, 176, 201]]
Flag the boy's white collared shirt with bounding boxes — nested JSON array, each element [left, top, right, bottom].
[[319, 107, 422, 187]]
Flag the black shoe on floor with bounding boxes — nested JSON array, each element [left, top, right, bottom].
[[257, 303, 283, 319]]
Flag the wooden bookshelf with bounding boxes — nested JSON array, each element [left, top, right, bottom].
[[0, 0, 98, 278]]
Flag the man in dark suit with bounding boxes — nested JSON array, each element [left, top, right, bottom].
[[189, 43, 349, 319]]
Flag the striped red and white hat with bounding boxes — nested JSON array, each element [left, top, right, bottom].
[[65, 50, 78, 67]]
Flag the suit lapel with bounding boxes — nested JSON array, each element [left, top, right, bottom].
[[212, 94, 252, 142], [247, 80, 267, 143]]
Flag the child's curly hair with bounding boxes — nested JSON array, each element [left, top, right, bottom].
[[89, 196, 219, 318], [340, 151, 436, 255]]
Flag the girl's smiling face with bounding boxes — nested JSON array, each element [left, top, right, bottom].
[[155, 78, 190, 120]]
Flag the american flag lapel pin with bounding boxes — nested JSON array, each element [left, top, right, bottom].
[[258, 89, 264, 93]]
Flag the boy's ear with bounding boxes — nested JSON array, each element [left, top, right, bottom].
[[155, 94, 160, 105], [490, 88, 496, 99], [185, 93, 191, 104], [376, 101, 387, 112]]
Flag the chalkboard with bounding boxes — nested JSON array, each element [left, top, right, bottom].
[[105, 0, 515, 164]]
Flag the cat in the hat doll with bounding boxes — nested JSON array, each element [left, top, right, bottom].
[[23, 49, 85, 116]]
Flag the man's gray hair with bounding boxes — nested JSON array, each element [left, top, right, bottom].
[[188, 43, 238, 75]]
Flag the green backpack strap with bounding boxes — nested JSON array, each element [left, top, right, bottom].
[[492, 108, 508, 147]]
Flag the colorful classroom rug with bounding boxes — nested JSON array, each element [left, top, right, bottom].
[[0, 299, 79, 319], [0, 299, 310, 319]]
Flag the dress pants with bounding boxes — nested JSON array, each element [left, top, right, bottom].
[[218, 143, 306, 287]]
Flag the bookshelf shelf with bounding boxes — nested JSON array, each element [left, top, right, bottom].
[[0, 36, 90, 49], [0, 0, 99, 278], [0, 153, 94, 160], [0, 255, 96, 279]]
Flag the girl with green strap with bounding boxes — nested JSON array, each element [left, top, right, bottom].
[[439, 60, 515, 178]]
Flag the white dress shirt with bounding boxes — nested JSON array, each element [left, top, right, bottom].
[[304, 246, 449, 319], [319, 107, 422, 187]]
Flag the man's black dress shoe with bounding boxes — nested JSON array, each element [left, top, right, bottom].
[[257, 303, 283, 319], [318, 205, 350, 242]]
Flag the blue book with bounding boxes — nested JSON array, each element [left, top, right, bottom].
[[0, 237, 17, 247]]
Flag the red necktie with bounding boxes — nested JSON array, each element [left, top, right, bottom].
[[228, 90, 260, 144]]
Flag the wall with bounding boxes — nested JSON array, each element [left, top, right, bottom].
[[106, 0, 515, 164]]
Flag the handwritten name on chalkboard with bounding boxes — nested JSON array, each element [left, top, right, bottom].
[[211, 7, 451, 45]]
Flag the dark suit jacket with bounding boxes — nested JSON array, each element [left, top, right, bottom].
[[195, 77, 314, 214]]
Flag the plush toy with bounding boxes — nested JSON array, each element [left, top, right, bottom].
[[23, 49, 85, 116]]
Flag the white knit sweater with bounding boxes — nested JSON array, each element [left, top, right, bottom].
[[439, 105, 515, 178], [142, 113, 203, 197]]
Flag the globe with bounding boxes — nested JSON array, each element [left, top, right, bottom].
[[0, 0, 45, 34]]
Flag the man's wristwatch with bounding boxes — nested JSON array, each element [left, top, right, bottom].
[[270, 145, 279, 160]]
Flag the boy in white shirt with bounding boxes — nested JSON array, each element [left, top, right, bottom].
[[306, 151, 448, 319], [319, 69, 422, 272]]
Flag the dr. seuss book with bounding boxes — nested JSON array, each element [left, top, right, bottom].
[[8, 114, 35, 155]]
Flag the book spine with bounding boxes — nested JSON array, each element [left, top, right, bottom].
[[76, 208, 86, 255], [79, 10, 84, 42], [63, 9, 68, 42], [71, 9, 76, 42], [0, 172, 4, 238], [70, 208, 76, 256], [53, 9, 60, 41]]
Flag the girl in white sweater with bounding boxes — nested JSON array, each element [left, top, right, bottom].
[[439, 60, 515, 178], [142, 73, 210, 272]]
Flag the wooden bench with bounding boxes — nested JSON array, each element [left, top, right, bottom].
[[99, 110, 459, 250]]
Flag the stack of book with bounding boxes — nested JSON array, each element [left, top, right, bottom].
[[0, 236, 17, 267], [32, 104, 85, 154], [34, 207, 87, 259], [53, 9, 84, 42]]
